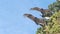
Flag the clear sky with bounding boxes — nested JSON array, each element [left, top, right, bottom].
[[0, 0, 55, 34]]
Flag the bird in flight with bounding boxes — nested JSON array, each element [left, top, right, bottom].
[[30, 7, 53, 17], [24, 14, 47, 26]]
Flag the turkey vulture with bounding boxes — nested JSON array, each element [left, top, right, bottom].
[[30, 7, 53, 17], [24, 14, 47, 26]]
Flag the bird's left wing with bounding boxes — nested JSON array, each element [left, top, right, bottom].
[[24, 14, 46, 26]]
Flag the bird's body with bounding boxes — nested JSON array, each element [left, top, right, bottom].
[[24, 14, 47, 26], [31, 7, 53, 17]]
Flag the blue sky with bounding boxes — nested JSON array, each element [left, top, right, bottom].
[[0, 0, 55, 34]]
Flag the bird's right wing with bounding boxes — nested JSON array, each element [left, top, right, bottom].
[[30, 7, 53, 17]]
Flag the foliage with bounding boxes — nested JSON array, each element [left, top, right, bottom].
[[36, 0, 60, 34], [48, 0, 60, 12], [36, 11, 60, 34]]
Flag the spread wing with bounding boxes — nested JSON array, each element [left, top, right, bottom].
[[24, 14, 46, 26], [30, 7, 50, 12], [30, 7, 52, 17]]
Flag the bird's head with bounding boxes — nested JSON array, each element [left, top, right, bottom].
[[24, 14, 35, 19], [24, 14, 32, 17], [30, 7, 41, 10]]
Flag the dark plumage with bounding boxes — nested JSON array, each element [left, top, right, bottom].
[[24, 14, 47, 26], [30, 7, 53, 17]]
